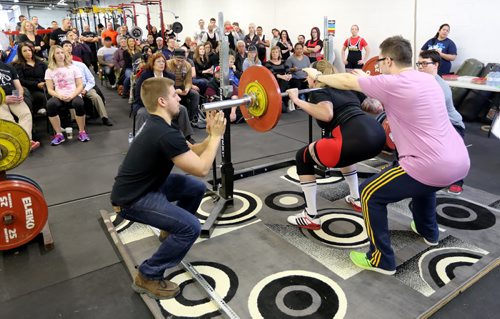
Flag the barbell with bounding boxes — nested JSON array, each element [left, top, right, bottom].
[[0, 120, 49, 250], [201, 66, 321, 132]]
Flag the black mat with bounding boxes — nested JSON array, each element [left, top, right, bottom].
[[103, 164, 500, 318]]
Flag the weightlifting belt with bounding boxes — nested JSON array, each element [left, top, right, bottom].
[[331, 106, 364, 129]]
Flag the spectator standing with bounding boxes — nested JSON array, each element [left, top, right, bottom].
[[420, 24, 457, 75], [341, 25, 370, 70]]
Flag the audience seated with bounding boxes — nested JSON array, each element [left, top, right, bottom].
[[44, 45, 89, 145], [163, 38, 176, 60], [265, 46, 292, 112], [0, 58, 39, 150], [101, 22, 118, 46], [62, 41, 112, 126], [166, 49, 204, 128], [182, 47, 207, 95], [113, 38, 128, 93], [97, 37, 117, 87], [12, 42, 47, 116], [131, 52, 195, 142], [193, 44, 214, 80], [66, 30, 93, 68], [285, 43, 310, 93], [205, 66, 242, 123], [228, 54, 240, 87], [234, 40, 246, 77], [204, 41, 219, 67], [121, 38, 141, 99], [242, 45, 261, 71]]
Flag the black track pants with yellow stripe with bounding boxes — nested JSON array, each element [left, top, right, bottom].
[[359, 162, 442, 271]]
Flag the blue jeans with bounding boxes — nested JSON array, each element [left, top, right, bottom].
[[122, 68, 133, 96], [119, 174, 205, 279]]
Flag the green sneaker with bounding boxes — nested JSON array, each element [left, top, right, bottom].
[[349, 251, 396, 275], [410, 221, 438, 246]]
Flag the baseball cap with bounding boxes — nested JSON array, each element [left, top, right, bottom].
[[174, 48, 185, 58]]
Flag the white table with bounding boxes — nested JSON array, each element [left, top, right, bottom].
[[445, 79, 500, 137], [445, 80, 500, 92]]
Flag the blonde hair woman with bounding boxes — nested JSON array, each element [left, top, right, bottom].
[[242, 45, 261, 71], [45, 45, 89, 145], [265, 46, 291, 112], [18, 20, 45, 59]]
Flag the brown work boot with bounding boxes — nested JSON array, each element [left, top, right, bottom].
[[159, 230, 169, 242], [131, 272, 180, 300]]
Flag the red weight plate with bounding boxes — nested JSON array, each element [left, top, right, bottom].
[[362, 56, 382, 76], [238, 65, 282, 132], [382, 118, 396, 150], [0, 180, 48, 250]]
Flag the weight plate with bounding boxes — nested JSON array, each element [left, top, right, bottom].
[[0, 87, 5, 105], [238, 66, 282, 132], [172, 22, 183, 34], [0, 119, 31, 172], [245, 81, 268, 117], [382, 118, 396, 150], [130, 26, 143, 39], [6, 174, 43, 194], [0, 180, 48, 250], [362, 56, 382, 76]]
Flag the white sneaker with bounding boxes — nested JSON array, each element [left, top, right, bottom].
[[345, 195, 362, 212], [410, 221, 438, 246], [287, 210, 321, 230], [111, 84, 117, 89], [287, 99, 295, 112]]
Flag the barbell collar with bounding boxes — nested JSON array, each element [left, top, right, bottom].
[[201, 95, 252, 112]]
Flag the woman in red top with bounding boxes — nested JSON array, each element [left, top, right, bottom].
[[304, 27, 323, 63], [341, 25, 370, 70]]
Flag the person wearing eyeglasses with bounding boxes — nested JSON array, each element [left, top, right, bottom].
[[302, 35, 470, 275], [417, 50, 465, 195], [421, 24, 457, 75]]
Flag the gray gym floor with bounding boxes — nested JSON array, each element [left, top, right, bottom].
[[1, 84, 499, 318]]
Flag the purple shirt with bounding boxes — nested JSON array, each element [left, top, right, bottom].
[[359, 70, 469, 187]]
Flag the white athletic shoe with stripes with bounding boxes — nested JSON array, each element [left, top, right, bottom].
[[345, 195, 362, 212], [287, 210, 321, 230]]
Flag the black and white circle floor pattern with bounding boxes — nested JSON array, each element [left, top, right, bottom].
[[196, 190, 263, 226], [434, 197, 496, 230], [248, 270, 347, 318], [161, 261, 239, 318], [300, 208, 369, 248]]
